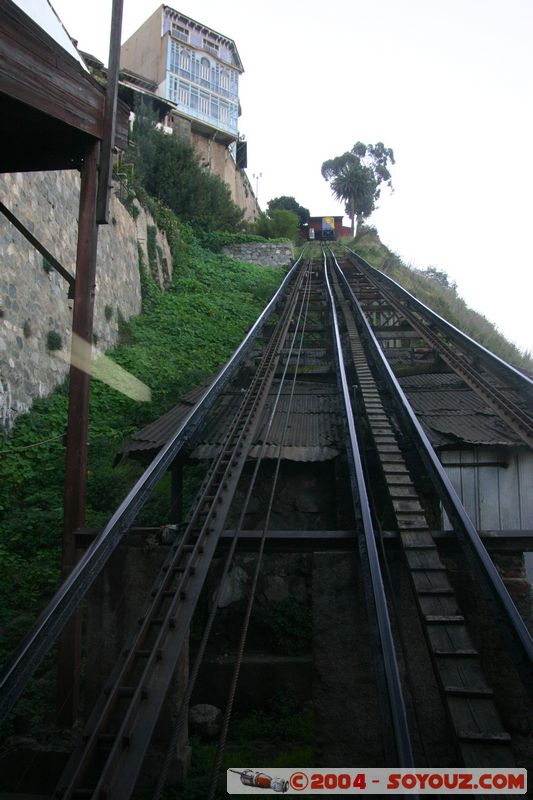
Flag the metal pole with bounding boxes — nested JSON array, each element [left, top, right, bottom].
[[57, 141, 99, 726], [96, 0, 124, 224]]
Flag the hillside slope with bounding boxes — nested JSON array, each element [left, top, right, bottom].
[[349, 227, 532, 371]]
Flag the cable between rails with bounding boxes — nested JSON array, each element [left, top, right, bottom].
[[152, 261, 313, 800], [206, 263, 314, 800]]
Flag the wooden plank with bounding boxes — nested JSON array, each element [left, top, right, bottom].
[[437, 657, 492, 692], [412, 570, 452, 593], [0, 0, 128, 149], [419, 595, 460, 617]]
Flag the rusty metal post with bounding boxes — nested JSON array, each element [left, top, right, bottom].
[[57, 0, 124, 727], [57, 141, 99, 726], [96, 0, 124, 224]]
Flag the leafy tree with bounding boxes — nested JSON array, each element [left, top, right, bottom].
[[267, 196, 310, 226], [321, 141, 395, 236], [132, 102, 244, 232], [254, 209, 300, 241], [421, 266, 457, 292]]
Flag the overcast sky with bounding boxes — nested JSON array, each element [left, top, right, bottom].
[[50, 0, 533, 355]]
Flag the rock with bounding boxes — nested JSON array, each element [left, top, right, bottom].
[[189, 703, 222, 738], [264, 575, 289, 603], [216, 566, 248, 608]]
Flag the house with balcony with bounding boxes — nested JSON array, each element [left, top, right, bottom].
[[120, 5, 258, 220]]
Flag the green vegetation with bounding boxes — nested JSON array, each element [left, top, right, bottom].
[[322, 141, 395, 236], [45, 330, 62, 351], [259, 598, 313, 655], [267, 195, 310, 225], [132, 106, 244, 232], [0, 217, 284, 733], [196, 230, 267, 253], [169, 697, 313, 800], [254, 208, 300, 242], [42, 256, 53, 274], [344, 226, 533, 369]]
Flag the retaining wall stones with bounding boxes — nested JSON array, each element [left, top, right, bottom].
[[221, 242, 293, 268], [0, 171, 166, 430]]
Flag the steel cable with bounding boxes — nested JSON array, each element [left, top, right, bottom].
[[206, 264, 314, 800], [151, 262, 313, 799]]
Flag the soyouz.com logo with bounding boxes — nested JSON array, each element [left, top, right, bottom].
[[227, 768, 527, 794]]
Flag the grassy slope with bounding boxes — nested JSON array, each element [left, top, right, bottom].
[[0, 220, 283, 730], [346, 227, 533, 371]]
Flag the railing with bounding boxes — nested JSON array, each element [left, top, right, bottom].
[[0, 252, 306, 724]]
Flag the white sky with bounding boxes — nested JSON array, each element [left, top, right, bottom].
[[49, 0, 533, 354]]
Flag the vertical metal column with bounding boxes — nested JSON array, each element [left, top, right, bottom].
[[57, 141, 100, 726], [57, 0, 124, 727]]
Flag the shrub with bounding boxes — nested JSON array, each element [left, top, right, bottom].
[[46, 330, 62, 351]]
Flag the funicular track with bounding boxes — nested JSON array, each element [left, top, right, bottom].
[[338, 246, 533, 449], [1, 247, 532, 797], [324, 247, 533, 770], [53, 262, 314, 799]]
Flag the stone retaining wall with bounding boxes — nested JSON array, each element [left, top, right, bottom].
[[221, 242, 293, 267], [0, 172, 170, 429]]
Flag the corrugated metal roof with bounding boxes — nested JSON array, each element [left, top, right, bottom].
[[191, 381, 342, 461], [117, 377, 217, 459], [119, 380, 342, 462], [399, 372, 524, 448]]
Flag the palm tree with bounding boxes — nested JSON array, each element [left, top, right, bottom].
[[330, 158, 375, 236], [321, 142, 394, 236]]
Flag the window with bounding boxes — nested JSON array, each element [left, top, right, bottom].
[[169, 76, 179, 104], [200, 92, 209, 115], [172, 23, 189, 42], [203, 38, 219, 55], [200, 58, 210, 83], [178, 82, 190, 106], [219, 103, 228, 124], [220, 70, 229, 91], [179, 49, 190, 73]]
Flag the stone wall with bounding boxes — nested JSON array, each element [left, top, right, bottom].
[[190, 133, 260, 224], [221, 242, 294, 268], [0, 171, 169, 430]]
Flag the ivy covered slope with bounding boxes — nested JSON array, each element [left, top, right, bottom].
[[350, 226, 533, 371], [0, 211, 284, 679]]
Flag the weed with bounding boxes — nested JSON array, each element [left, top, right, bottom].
[[46, 330, 62, 351]]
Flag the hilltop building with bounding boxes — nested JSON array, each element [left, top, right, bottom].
[[120, 5, 258, 221]]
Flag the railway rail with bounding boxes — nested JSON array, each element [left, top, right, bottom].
[[325, 248, 532, 769], [338, 245, 533, 448], [1, 246, 532, 797]]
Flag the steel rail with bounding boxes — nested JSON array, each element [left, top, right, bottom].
[[330, 251, 533, 682], [323, 252, 415, 767], [0, 250, 307, 726], [341, 245, 533, 397], [55, 259, 312, 799], [208, 263, 315, 800], [153, 263, 315, 800], [340, 252, 533, 448]]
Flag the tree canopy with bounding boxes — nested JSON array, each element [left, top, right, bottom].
[[132, 103, 244, 232], [254, 208, 300, 242], [321, 142, 395, 236], [267, 195, 310, 226]]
